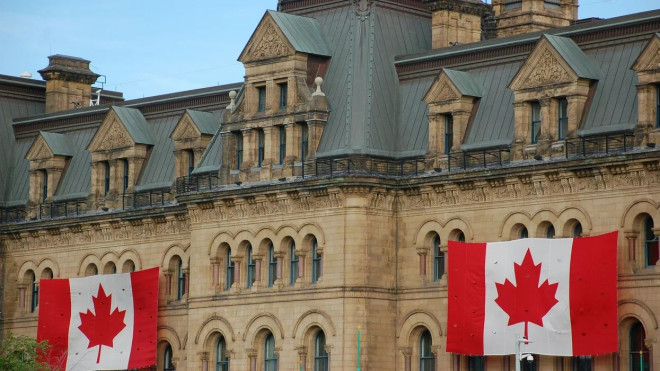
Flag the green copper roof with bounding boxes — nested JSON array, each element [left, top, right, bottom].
[[39, 131, 75, 157], [111, 106, 153, 145], [543, 34, 601, 80], [443, 69, 483, 97], [268, 11, 331, 57], [185, 109, 220, 135]]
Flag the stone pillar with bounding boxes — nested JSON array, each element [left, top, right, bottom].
[[183, 268, 190, 296], [282, 122, 297, 177], [253, 254, 263, 288], [247, 348, 257, 371], [274, 251, 285, 288], [624, 231, 637, 270], [512, 101, 529, 160], [199, 351, 209, 371], [297, 346, 308, 371], [241, 128, 256, 171], [164, 270, 173, 296], [211, 257, 221, 287], [441, 244, 449, 284], [453, 354, 460, 371], [298, 252, 306, 279], [431, 345, 441, 371], [401, 347, 412, 371], [452, 110, 471, 151], [325, 345, 333, 371], [262, 126, 277, 179], [427, 114, 442, 165], [646, 338, 655, 371], [231, 257, 242, 292], [416, 247, 429, 276], [567, 95, 588, 137], [18, 284, 27, 312]]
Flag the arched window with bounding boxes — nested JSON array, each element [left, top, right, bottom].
[[122, 159, 129, 194], [216, 336, 229, 371], [433, 236, 444, 281], [520, 227, 528, 239], [419, 330, 434, 371], [264, 333, 278, 371], [311, 238, 321, 284], [226, 249, 234, 290], [644, 216, 659, 266], [164, 344, 175, 371], [86, 264, 98, 276], [104, 262, 117, 275], [30, 271, 38, 313], [247, 245, 255, 289], [546, 225, 555, 239], [572, 355, 591, 370], [467, 356, 485, 371], [573, 222, 583, 238], [630, 321, 650, 371], [123, 260, 136, 273], [268, 243, 276, 287], [176, 258, 185, 300], [457, 232, 465, 243], [290, 242, 298, 285], [314, 331, 328, 371]]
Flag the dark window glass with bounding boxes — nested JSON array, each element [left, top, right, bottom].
[[573, 222, 582, 238], [216, 336, 229, 371], [264, 334, 278, 371], [164, 344, 175, 371], [645, 217, 659, 266], [290, 242, 298, 285], [311, 238, 321, 284], [546, 225, 555, 239], [656, 85, 660, 128], [247, 245, 255, 289], [41, 170, 48, 202], [226, 249, 234, 290], [279, 83, 288, 109], [419, 330, 434, 371], [188, 150, 195, 178], [531, 102, 542, 144], [268, 243, 276, 287], [572, 355, 591, 371], [630, 322, 649, 371], [314, 331, 328, 371], [468, 356, 485, 371], [176, 258, 185, 300], [301, 124, 309, 162], [433, 236, 444, 281], [457, 232, 465, 243], [558, 98, 568, 140], [279, 126, 286, 165], [258, 130, 265, 167], [122, 159, 129, 194], [235, 132, 243, 169], [520, 227, 528, 239], [444, 115, 454, 155], [258, 86, 266, 112], [104, 162, 110, 196], [30, 271, 38, 313]]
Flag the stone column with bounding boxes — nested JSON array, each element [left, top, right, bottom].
[[231, 257, 242, 293], [274, 251, 285, 288], [282, 122, 296, 176], [211, 257, 221, 287], [325, 345, 333, 371], [426, 114, 442, 167], [297, 346, 308, 371], [416, 246, 429, 277], [401, 347, 412, 371], [261, 126, 277, 179], [624, 231, 637, 273], [645, 338, 655, 371], [164, 270, 173, 296], [298, 251, 307, 279], [183, 268, 190, 296], [247, 348, 257, 371], [199, 351, 209, 371], [441, 244, 449, 284], [241, 128, 256, 171], [253, 254, 263, 288], [567, 95, 588, 137], [17, 284, 27, 313], [431, 345, 441, 371]]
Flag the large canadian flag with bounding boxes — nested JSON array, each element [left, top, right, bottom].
[[37, 267, 159, 371], [446, 232, 617, 356]]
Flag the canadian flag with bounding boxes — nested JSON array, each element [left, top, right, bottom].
[[446, 232, 618, 356], [37, 267, 159, 371]]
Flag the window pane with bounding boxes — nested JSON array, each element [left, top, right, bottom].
[[558, 98, 568, 140], [279, 126, 286, 165], [630, 322, 649, 371], [444, 115, 453, 155], [247, 246, 255, 288], [258, 86, 266, 112], [433, 236, 443, 281], [645, 217, 659, 266], [290, 242, 298, 285], [226, 249, 234, 290], [531, 102, 541, 144], [279, 83, 288, 109]]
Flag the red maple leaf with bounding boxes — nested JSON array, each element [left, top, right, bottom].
[[78, 284, 126, 363], [494, 249, 559, 341]]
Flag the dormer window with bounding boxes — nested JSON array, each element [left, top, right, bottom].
[[235, 132, 244, 169], [187, 150, 195, 178], [558, 98, 568, 140], [656, 85, 660, 128], [257, 86, 266, 113], [41, 170, 48, 202], [301, 124, 309, 162], [531, 101, 542, 144], [122, 159, 129, 194], [103, 162, 111, 196], [257, 129, 265, 167], [279, 126, 286, 165], [444, 115, 454, 155], [279, 83, 288, 109]]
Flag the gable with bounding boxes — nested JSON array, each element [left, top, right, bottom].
[[632, 33, 660, 73], [239, 14, 295, 63], [509, 39, 576, 91], [26, 136, 53, 161], [87, 109, 136, 152], [170, 113, 202, 141], [424, 73, 461, 104]]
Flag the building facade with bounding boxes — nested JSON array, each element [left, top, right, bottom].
[[1, 0, 660, 370]]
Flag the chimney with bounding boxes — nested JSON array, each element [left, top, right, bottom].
[[492, 0, 578, 38], [38, 55, 100, 113], [424, 0, 494, 49]]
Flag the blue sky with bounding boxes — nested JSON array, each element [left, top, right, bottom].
[[1, 0, 657, 100]]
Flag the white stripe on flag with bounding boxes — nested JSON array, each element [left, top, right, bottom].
[[67, 273, 135, 371], [483, 238, 573, 355]]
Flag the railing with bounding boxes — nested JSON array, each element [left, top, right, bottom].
[[447, 147, 511, 172], [176, 174, 221, 194], [302, 156, 427, 178], [39, 200, 88, 219], [0, 207, 27, 223], [565, 132, 635, 158], [121, 190, 172, 210]]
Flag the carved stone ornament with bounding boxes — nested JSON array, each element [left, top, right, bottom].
[[173, 116, 200, 141], [27, 139, 53, 161], [632, 35, 660, 72], [96, 119, 133, 151], [424, 74, 460, 104], [245, 21, 292, 62], [519, 49, 572, 89]]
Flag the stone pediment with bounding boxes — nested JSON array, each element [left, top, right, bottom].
[[424, 73, 461, 104], [632, 33, 660, 73], [26, 131, 75, 161], [239, 14, 295, 63], [26, 136, 54, 161], [510, 38, 577, 91], [88, 109, 136, 152], [171, 113, 202, 141]]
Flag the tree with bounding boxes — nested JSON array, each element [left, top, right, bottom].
[[0, 332, 51, 370]]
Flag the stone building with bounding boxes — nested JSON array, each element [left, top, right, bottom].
[[1, 0, 660, 370]]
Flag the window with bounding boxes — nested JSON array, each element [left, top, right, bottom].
[[264, 333, 278, 371], [105, 262, 117, 275], [558, 98, 568, 140], [419, 330, 434, 371], [573, 222, 583, 238], [247, 245, 256, 289], [301, 124, 309, 162], [30, 271, 38, 313], [164, 344, 175, 371], [216, 336, 229, 371], [235, 132, 243, 169], [444, 115, 454, 155], [176, 258, 185, 300], [656, 85, 660, 128], [314, 331, 329, 371], [123, 260, 136, 273], [311, 238, 321, 284], [258, 129, 265, 167], [103, 161, 110, 196], [279, 126, 286, 165], [546, 225, 555, 239], [468, 356, 485, 371], [41, 170, 48, 202], [257, 86, 266, 112], [531, 102, 542, 144], [268, 243, 276, 287], [226, 249, 234, 290], [87, 264, 98, 276], [457, 232, 466, 243], [187, 150, 195, 178], [572, 355, 591, 371], [520, 227, 529, 239], [433, 236, 444, 281], [644, 216, 658, 266], [630, 321, 649, 371], [279, 83, 288, 109], [122, 159, 129, 194], [290, 242, 298, 285]]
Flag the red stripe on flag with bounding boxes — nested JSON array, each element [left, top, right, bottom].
[[37, 278, 71, 369], [128, 267, 159, 369], [447, 241, 487, 354], [569, 232, 618, 355]]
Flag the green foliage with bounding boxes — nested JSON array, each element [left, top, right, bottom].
[[0, 332, 50, 371]]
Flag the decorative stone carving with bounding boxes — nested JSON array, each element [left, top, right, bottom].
[[245, 23, 291, 62], [97, 119, 133, 151]]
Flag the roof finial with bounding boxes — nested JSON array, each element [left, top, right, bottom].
[[312, 77, 325, 97], [227, 90, 237, 111]]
